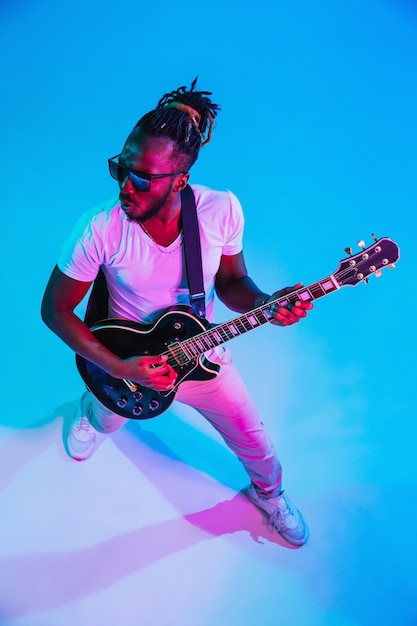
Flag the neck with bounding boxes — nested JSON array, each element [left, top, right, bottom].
[[139, 195, 183, 247]]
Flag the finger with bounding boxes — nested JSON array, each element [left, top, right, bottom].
[[147, 369, 177, 391], [155, 364, 177, 383], [274, 305, 303, 325], [289, 304, 307, 319], [142, 354, 169, 364], [281, 282, 303, 295], [293, 300, 314, 311]]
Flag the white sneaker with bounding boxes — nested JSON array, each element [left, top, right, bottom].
[[246, 484, 309, 546], [65, 392, 97, 461]]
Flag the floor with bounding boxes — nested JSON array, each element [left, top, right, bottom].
[[1, 311, 415, 625]]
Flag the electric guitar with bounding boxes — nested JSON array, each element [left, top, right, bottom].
[[76, 236, 399, 420]]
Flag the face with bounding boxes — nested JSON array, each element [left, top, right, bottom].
[[117, 130, 189, 223]]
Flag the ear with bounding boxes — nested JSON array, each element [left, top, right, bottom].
[[173, 173, 190, 192]]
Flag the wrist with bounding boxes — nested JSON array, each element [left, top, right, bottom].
[[256, 294, 271, 308], [106, 357, 128, 379]]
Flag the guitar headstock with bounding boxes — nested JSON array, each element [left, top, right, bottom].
[[333, 237, 400, 287]]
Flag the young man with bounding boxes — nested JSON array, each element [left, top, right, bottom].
[[41, 79, 312, 547]]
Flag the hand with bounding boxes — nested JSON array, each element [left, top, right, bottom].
[[264, 283, 313, 327], [119, 354, 177, 391]]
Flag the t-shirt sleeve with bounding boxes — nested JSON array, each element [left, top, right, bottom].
[[57, 210, 105, 282], [222, 190, 245, 256]]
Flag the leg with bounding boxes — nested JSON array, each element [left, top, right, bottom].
[[89, 393, 129, 433], [175, 350, 282, 496], [176, 350, 308, 546], [65, 391, 128, 461]]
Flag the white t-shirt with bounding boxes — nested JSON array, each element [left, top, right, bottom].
[[58, 184, 244, 325]]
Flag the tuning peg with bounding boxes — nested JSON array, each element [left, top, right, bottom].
[[364, 277, 369, 284], [357, 240, 366, 250], [344, 246, 353, 256], [388, 264, 396, 270], [375, 269, 383, 277], [371, 233, 378, 242]]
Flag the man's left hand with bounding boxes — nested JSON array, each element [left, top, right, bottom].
[[264, 283, 313, 327]]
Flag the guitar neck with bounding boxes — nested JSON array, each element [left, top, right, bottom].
[[178, 274, 339, 359]]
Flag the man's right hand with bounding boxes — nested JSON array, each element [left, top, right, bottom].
[[42, 267, 178, 392], [118, 355, 178, 391]]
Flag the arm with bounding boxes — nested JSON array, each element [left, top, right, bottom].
[[41, 266, 177, 389], [214, 252, 312, 325]]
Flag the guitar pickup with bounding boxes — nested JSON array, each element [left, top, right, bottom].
[[167, 342, 190, 365]]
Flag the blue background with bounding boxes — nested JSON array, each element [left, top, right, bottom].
[[0, 1, 416, 625]]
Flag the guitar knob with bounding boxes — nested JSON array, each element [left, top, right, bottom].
[[117, 395, 128, 408], [149, 398, 160, 411], [133, 391, 143, 400], [132, 404, 143, 417]]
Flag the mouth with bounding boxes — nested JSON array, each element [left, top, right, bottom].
[[120, 199, 135, 212]]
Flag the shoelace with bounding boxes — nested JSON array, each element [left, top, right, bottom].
[[269, 497, 294, 530], [74, 416, 93, 432]]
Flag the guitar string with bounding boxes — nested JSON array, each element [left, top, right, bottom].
[[162, 265, 362, 366], [157, 259, 384, 368]]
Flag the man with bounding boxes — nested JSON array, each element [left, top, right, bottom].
[[41, 79, 312, 547]]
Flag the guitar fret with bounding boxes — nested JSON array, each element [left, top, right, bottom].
[[205, 331, 220, 346], [211, 329, 223, 344], [246, 313, 261, 328], [179, 321, 233, 360], [310, 278, 338, 299], [187, 340, 201, 358], [319, 278, 338, 293], [254, 309, 269, 323], [226, 322, 241, 336], [239, 317, 251, 332], [186, 339, 202, 356], [202, 334, 215, 348], [309, 283, 325, 299], [296, 288, 314, 301], [191, 334, 212, 353], [197, 337, 211, 351], [218, 326, 234, 341]]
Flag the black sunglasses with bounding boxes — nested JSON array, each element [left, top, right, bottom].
[[108, 154, 186, 192]]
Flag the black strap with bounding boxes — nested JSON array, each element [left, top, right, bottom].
[[84, 267, 108, 326], [181, 185, 206, 319]]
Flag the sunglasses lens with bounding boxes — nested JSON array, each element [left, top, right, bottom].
[[108, 158, 151, 191], [108, 160, 117, 179], [129, 172, 150, 192], [109, 160, 126, 184]]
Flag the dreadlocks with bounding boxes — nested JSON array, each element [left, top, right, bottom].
[[133, 78, 220, 171]]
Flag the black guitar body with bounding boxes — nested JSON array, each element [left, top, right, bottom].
[[76, 306, 220, 420]]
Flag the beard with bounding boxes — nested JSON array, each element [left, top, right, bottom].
[[119, 185, 174, 225]]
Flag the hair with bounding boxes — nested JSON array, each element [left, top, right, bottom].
[[133, 77, 220, 171]]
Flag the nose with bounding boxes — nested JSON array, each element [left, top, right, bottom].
[[119, 174, 136, 194]]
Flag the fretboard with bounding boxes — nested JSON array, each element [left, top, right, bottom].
[[167, 274, 339, 364]]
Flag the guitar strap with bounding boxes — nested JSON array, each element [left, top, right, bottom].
[[84, 185, 206, 326], [180, 184, 206, 319], [84, 266, 108, 327]]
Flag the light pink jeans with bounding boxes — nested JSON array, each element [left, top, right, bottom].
[[87, 349, 282, 496]]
